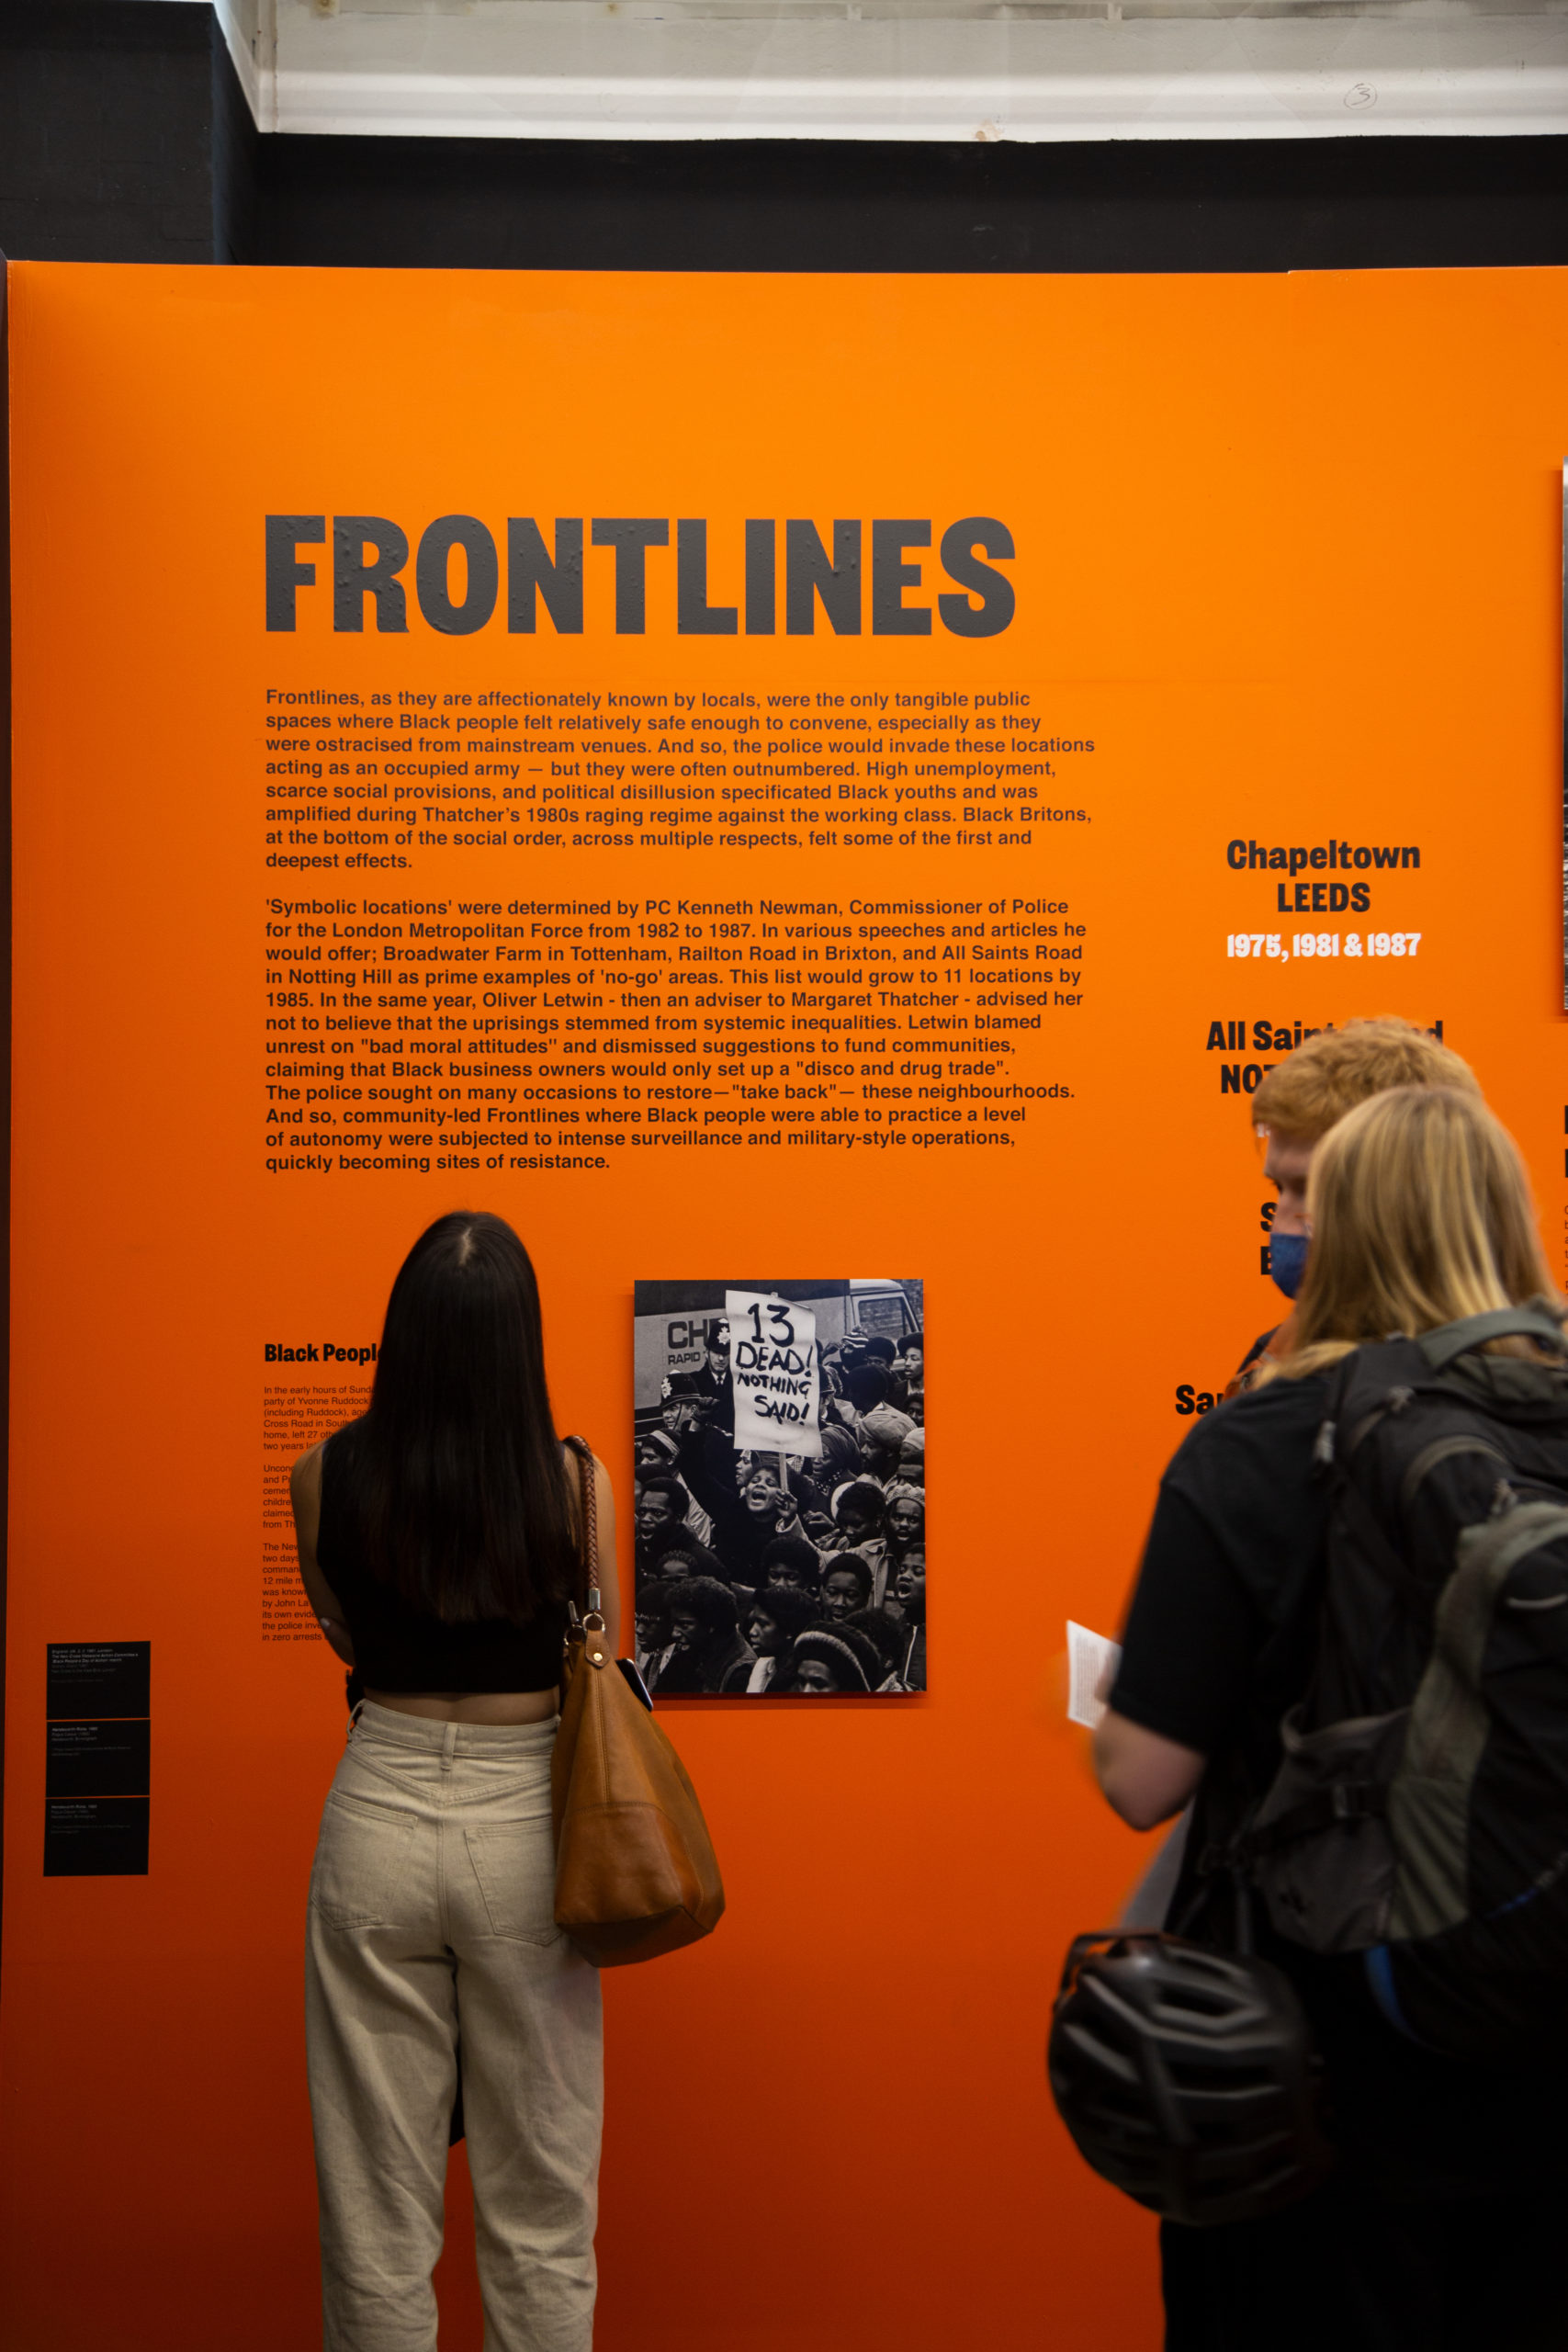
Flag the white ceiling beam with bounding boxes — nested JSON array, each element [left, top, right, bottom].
[[221, 0, 1568, 139]]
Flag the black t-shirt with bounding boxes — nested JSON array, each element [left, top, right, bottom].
[[1111, 1373, 1568, 2201], [1112, 1370, 1330, 1795]]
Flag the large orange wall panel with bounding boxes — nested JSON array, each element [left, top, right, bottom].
[[3, 261, 1566, 2348]]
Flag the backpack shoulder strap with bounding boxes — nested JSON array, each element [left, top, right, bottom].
[[1417, 1306, 1568, 1373]]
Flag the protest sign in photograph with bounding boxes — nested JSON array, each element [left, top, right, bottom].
[[726, 1290, 822, 1457], [632, 1280, 925, 1695]]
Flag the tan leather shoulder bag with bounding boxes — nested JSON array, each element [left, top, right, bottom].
[[552, 1436, 726, 1966]]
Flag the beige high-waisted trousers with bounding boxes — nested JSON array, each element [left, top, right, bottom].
[[305, 1702, 603, 2352]]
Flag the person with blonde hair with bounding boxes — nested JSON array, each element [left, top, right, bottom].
[[1233, 1017, 1481, 1393], [1094, 1088, 1568, 2350]]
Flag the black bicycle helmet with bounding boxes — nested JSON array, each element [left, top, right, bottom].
[[1047, 1931, 1331, 2228]]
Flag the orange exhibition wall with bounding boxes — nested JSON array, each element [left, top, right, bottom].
[[3, 260, 1567, 2349]]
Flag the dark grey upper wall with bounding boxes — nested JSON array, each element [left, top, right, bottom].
[[2, 0, 1568, 274], [0, 1, 219, 265], [244, 126, 1568, 275]]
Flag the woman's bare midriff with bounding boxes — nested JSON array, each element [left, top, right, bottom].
[[365, 1688, 559, 1724]]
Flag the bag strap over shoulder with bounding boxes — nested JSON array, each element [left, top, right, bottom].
[[1416, 1305, 1568, 1373], [560, 1435, 603, 1627]]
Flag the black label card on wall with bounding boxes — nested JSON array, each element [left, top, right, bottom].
[[43, 1799, 150, 1877], [45, 1645, 152, 1873], [46, 1643, 151, 1720], [45, 1719, 152, 1799]]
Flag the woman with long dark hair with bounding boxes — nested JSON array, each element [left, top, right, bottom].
[[290, 1211, 617, 2352]]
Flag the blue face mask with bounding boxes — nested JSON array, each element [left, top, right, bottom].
[[1269, 1230, 1310, 1301]]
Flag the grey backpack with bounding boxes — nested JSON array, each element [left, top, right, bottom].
[[1241, 1306, 1568, 2060]]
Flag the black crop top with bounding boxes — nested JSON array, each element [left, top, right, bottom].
[[316, 1422, 572, 1693]]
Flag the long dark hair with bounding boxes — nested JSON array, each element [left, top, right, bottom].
[[347, 1211, 575, 1623]]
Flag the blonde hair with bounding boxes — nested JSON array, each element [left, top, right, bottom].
[[1250, 1018, 1480, 1147], [1272, 1086, 1557, 1381]]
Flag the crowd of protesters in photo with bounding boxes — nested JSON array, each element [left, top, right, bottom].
[[632, 1320, 926, 1694]]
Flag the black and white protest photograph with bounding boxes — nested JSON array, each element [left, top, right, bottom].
[[632, 1280, 926, 1696]]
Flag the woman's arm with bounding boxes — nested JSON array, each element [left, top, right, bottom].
[[289, 1442, 356, 1667], [1093, 1712, 1205, 1832]]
